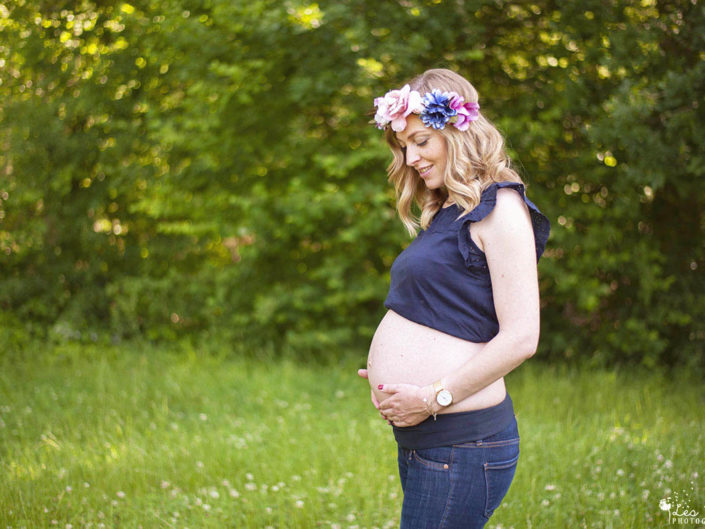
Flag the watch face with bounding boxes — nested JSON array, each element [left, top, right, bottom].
[[437, 389, 452, 407]]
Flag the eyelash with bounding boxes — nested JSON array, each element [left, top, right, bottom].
[[401, 139, 428, 150]]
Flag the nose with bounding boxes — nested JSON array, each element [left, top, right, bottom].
[[405, 145, 420, 166]]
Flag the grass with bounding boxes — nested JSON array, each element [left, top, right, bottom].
[[0, 341, 703, 528]]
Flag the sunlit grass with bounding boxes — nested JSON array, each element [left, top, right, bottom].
[[0, 342, 703, 528]]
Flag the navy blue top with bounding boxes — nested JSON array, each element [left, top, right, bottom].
[[384, 181, 550, 343]]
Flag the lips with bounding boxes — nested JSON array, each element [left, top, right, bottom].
[[418, 165, 433, 177]]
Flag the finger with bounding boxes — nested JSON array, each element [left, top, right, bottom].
[[377, 384, 400, 394], [357, 369, 369, 379]]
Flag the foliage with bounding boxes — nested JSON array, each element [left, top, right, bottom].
[[0, 0, 703, 369]]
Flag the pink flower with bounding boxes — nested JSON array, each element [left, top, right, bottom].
[[452, 96, 480, 131], [448, 92, 463, 111], [374, 84, 424, 132]]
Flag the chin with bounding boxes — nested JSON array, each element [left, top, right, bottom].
[[424, 180, 444, 190]]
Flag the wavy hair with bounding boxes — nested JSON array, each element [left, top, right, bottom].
[[383, 69, 523, 237]]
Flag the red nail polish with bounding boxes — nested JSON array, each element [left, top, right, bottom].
[[378, 384, 383, 390]]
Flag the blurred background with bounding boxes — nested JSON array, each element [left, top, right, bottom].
[[1, 0, 704, 371]]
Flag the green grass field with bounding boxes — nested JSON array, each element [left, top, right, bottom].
[[0, 342, 703, 528]]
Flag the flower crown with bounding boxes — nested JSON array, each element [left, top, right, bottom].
[[373, 84, 480, 132]]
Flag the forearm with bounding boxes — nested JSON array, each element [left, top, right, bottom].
[[431, 330, 537, 412]]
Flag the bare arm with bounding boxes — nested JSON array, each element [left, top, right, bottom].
[[437, 187, 540, 403]]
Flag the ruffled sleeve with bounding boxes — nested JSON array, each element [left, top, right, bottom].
[[457, 182, 551, 269]]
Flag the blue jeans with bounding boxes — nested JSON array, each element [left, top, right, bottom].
[[397, 416, 520, 529]]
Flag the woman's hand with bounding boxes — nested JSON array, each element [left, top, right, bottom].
[[377, 384, 435, 427]]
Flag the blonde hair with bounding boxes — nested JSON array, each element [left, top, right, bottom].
[[383, 68, 523, 237]]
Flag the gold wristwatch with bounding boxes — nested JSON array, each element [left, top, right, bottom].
[[433, 380, 453, 407]]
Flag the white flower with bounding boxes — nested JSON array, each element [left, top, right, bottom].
[[229, 489, 240, 498], [295, 500, 304, 508], [116, 491, 126, 499]]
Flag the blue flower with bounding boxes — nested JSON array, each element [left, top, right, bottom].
[[420, 90, 457, 130]]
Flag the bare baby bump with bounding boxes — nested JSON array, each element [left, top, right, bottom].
[[366, 310, 506, 413]]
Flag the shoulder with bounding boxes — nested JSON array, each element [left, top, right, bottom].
[[488, 187, 531, 220], [459, 181, 550, 260], [476, 185, 531, 229], [474, 186, 534, 249]]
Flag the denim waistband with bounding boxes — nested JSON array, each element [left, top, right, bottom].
[[393, 392, 515, 449]]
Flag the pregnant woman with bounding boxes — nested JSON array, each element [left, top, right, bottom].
[[358, 69, 550, 528]]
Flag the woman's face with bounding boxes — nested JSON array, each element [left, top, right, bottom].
[[395, 115, 448, 190]]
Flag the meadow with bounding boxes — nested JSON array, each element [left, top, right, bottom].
[[1, 341, 703, 528]]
